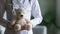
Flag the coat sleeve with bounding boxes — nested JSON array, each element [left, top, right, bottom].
[[0, 0, 13, 27], [5, 0, 13, 21], [30, 0, 43, 28], [0, 0, 11, 27]]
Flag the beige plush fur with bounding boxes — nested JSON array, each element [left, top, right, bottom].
[[8, 8, 30, 31]]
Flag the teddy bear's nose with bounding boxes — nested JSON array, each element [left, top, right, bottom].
[[21, 15, 23, 17]]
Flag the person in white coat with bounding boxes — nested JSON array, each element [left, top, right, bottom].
[[12, 0, 43, 34], [0, 0, 43, 34]]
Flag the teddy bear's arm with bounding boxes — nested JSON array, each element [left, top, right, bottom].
[[11, 19, 16, 25], [25, 19, 30, 24]]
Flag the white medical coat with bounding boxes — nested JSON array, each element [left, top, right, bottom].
[[5, 0, 43, 34]]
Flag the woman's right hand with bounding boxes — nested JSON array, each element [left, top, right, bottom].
[[6, 22, 14, 30]]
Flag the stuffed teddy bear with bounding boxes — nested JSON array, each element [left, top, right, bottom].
[[7, 8, 30, 31]]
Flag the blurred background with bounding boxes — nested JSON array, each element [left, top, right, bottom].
[[1, 0, 60, 34]]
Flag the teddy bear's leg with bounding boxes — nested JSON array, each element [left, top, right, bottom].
[[24, 24, 30, 30], [14, 24, 21, 31], [20, 23, 30, 30]]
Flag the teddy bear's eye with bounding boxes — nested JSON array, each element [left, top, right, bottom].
[[18, 12, 21, 14]]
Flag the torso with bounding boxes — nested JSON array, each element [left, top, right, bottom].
[[5, 0, 33, 34]]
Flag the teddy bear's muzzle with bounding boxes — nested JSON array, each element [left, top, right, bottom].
[[20, 15, 23, 17]]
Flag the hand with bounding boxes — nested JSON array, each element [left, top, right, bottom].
[[7, 18, 16, 30], [6, 21, 15, 30]]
